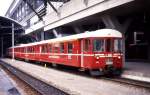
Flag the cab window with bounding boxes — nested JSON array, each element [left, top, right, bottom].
[[114, 39, 123, 52], [93, 39, 105, 52]]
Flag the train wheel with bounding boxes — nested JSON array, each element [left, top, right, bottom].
[[89, 70, 103, 76], [113, 69, 122, 76], [52, 63, 57, 68], [25, 58, 29, 62]]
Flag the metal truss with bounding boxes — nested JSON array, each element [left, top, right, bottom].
[[22, 0, 70, 21], [22, 0, 43, 21]]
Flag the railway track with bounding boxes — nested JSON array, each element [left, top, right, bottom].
[[0, 60, 69, 95], [101, 77, 150, 89], [0, 65, 41, 95]]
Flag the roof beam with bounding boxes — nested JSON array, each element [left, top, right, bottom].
[[47, 0, 69, 2], [46, 0, 59, 14]]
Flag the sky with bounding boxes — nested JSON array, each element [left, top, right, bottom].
[[0, 0, 13, 16]]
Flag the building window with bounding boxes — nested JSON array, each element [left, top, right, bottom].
[[25, 2, 29, 15], [36, 0, 44, 8], [18, 5, 22, 21], [22, 2, 25, 18]]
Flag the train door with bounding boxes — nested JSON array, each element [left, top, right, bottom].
[[81, 39, 91, 68], [81, 39, 84, 67], [25, 47, 28, 61], [39, 45, 42, 61], [36, 45, 40, 61]]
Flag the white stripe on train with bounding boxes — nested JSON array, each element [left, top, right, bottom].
[[10, 52, 122, 57]]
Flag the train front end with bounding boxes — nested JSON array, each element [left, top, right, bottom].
[[91, 38, 123, 75], [85, 29, 123, 76]]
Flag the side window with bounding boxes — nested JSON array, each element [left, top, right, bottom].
[[49, 44, 52, 53], [28, 47, 30, 53], [60, 43, 64, 53], [53, 43, 59, 53], [68, 43, 73, 53], [53, 46, 56, 53], [42, 45, 48, 53], [30, 47, 32, 53], [46, 45, 48, 53], [29, 47, 32, 53], [27, 47, 29, 53], [84, 39, 91, 52]]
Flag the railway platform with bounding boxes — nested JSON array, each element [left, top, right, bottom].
[[122, 61, 150, 82], [0, 58, 150, 95], [0, 66, 20, 95]]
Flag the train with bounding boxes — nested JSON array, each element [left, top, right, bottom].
[[8, 29, 123, 76]]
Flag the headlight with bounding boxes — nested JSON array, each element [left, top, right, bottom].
[[96, 56, 99, 59]]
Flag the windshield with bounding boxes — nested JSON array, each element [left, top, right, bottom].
[[93, 38, 122, 52], [114, 39, 123, 52], [93, 39, 105, 52]]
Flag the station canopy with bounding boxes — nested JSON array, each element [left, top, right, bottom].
[[0, 16, 24, 36], [0, 16, 24, 55]]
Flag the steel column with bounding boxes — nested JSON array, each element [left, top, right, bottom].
[[1, 36, 3, 57], [12, 23, 14, 60]]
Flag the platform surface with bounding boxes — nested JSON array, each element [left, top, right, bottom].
[[0, 67, 20, 95], [1, 58, 150, 95], [122, 61, 150, 82]]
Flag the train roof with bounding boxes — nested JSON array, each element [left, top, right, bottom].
[[12, 29, 122, 48]]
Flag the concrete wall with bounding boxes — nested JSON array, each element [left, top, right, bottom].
[[44, 0, 134, 31]]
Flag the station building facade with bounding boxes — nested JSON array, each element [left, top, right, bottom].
[[5, 0, 150, 61]]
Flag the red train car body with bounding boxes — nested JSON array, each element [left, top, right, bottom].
[[8, 29, 123, 75]]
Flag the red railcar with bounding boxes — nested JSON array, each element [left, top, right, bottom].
[[8, 29, 123, 76]]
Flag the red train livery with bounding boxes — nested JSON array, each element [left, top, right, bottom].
[[8, 29, 123, 76]]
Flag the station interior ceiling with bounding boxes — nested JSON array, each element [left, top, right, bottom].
[[0, 0, 150, 62]]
